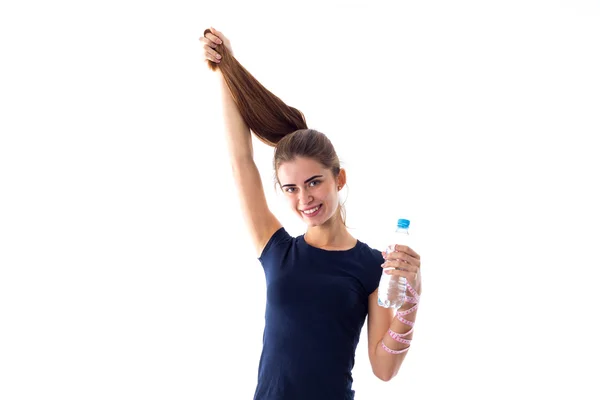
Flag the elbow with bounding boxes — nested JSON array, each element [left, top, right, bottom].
[[370, 343, 405, 382], [373, 366, 398, 382], [376, 373, 393, 382], [376, 371, 396, 382]]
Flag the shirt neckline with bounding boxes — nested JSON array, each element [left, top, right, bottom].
[[299, 234, 361, 254]]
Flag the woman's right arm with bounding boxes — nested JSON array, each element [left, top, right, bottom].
[[202, 28, 282, 257]]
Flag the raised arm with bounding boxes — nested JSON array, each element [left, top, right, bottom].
[[201, 28, 282, 257]]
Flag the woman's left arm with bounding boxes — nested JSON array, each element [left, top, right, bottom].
[[367, 245, 422, 381]]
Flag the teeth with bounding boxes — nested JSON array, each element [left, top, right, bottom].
[[303, 205, 320, 214]]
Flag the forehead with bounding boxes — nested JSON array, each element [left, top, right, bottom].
[[277, 157, 328, 182]]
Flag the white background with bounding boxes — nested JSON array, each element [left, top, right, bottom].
[[1, 0, 599, 399]]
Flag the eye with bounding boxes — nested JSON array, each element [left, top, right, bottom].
[[283, 181, 320, 193]]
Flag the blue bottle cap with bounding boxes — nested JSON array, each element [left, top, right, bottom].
[[397, 219, 410, 229]]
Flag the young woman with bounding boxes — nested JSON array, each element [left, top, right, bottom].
[[200, 27, 422, 400]]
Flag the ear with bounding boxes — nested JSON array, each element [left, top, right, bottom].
[[337, 168, 347, 190]]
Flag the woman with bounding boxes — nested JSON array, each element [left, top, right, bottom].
[[200, 27, 422, 400]]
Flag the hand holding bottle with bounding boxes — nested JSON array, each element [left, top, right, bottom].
[[378, 218, 422, 309], [381, 244, 422, 296]]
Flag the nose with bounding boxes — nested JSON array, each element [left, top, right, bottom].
[[298, 188, 313, 205]]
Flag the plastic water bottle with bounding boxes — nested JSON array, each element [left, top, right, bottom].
[[377, 218, 411, 309]]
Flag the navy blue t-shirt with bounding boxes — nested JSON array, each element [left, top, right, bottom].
[[253, 227, 384, 400]]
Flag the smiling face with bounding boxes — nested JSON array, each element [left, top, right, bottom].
[[277, 157, 345, 227]]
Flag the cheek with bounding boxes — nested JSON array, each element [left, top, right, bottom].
[[321, 187, 338, 204]]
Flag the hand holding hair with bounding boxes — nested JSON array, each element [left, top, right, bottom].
[[200, 27, 233, 68], [199, 26, 307, 146]]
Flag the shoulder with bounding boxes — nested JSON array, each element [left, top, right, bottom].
[[357, 240, 385, 266], [258, 226, 294, 261], [351, 240, 385, 294]]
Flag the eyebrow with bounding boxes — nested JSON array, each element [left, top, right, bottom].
[[281, 175, 323, 188]]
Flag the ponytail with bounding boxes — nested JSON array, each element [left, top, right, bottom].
[[204, 28, 307, 147]]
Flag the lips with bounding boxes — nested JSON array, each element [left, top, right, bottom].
[[301, 204, 322, 217]]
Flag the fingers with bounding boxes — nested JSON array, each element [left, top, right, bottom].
[[209, 26, 225, 40], [199, 34, 223, 63], [204, 31, 223, 46], [200, 26, 234, 62], [381, 260, 419, 273], [381, 246, 421, 279], [389, 244, 420, 260], [200, 26, 225, 49], [199, 33, 221, 49], [205, 46, 222, 63], [382, 250, 421, 268]]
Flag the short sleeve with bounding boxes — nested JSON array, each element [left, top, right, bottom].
[[363, 248, 385, 295], [258, 226, 293, 263]]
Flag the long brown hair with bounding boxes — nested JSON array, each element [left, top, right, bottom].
[[204, 29, 348, 226]]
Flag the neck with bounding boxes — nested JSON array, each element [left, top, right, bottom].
[[304, 208, 354, 249]]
